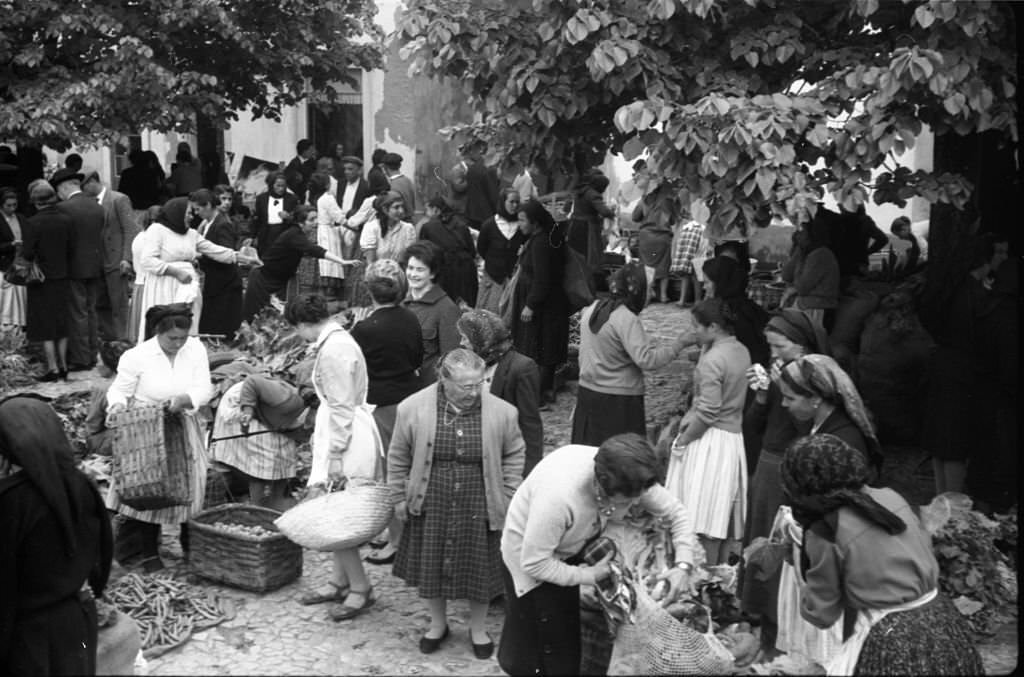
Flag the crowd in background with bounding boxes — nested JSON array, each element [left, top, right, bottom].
[[0, 134, 1014, 677]]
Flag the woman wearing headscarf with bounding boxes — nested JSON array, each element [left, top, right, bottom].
[[665, 298, 751, 565], [457, 308, 543, 477], [572, 261, 690, 446], [419, 195, 479, 307], [702, 254, 770, 367], [0, 395, 113, 676], [511, 199, 570, 405], [777, 354, 883, 474], [105, 303, 215, 571], [631, 188, 676, 303], [137, 196, 259, 341], [780, 434, 982, 675], [739, 309, 829, 655], [475, 187, 525, 314]]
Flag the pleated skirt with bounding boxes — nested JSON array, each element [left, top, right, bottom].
[[664, 426, 747, 540]]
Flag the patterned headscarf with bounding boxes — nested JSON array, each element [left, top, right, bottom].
[[456, 309, 513, 366], [779, 354, 881, 469], [781, 433, 906, 537], [766, 309, 830, 356], [589, 261, 648, 333]]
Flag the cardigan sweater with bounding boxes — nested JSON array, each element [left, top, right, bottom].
[[387, 384, 525, 531], [691, 335, 751, 433], [501, 444, 697, 597], [578, 303, 680, 396]]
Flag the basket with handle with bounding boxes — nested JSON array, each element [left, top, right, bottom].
[[274, 481, 393, 552], [110, 405, 191, 511], [188, 503, 302, 592]]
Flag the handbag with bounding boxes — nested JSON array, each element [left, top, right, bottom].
[[497, 265, 520, 329], [555, 222, 595, 313], [3, 253, 45, 286]]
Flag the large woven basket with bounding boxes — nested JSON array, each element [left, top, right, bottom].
[[110, 406, 191, 511], [274, 482, 393, 552], [189, 503, 302, 592]]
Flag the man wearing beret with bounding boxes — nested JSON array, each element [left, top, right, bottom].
[[382, 153, 419, 223], [81, 168, 139, 342], [52, 167, 105, 370]]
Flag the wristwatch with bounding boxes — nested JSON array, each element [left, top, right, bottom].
[[676, 562, 694, 574]]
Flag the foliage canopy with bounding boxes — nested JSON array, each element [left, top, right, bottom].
[[0, 0, 383, 149], [398, 0, 1017, 235]]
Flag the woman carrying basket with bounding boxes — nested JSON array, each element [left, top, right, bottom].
[[285, 293, 384, 622], [105, 303, 215, 572]]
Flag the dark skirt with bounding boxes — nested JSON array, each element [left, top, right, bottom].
[[498, 566, 583, 677], [438, 254, 479, 308], [511, 287, 570, 368], [199, 287, 242, 337], [922, 347, 980, 461], [241, 268, 286, 324], [392, 460, 504, 604], [4, 591, 98, 676], [571, 386, 646, 446], [744, 449, 785, 544], [854, 594, 983, 675], [638, 228, 673, 279], [26, 278, 70, 341]]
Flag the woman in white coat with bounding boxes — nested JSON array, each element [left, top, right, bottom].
[[285, 293, 384, 622]]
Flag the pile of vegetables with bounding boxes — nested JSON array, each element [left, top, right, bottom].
[[105, 572, 234, 658], [209, 521, 275, 538], [0, 326, 39, 392]]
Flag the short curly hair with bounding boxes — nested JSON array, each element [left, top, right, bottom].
[[283, 293, 330, 326], [364, 259, 407, 305]]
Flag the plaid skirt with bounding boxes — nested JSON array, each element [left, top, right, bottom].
[[854, 594, 983, 675], [670, 222, 706, 276], [392, 459, 504, 603]]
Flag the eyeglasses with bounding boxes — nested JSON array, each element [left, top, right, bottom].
[[444, 378, 485, 392]]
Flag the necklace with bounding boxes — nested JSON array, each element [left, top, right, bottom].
[[442, 401, 460, 427], [593, 478, 616, 517]]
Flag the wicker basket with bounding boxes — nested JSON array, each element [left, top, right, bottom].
[[747, 280, 787, 311], [274, 482, 393, 552], [189, 503, 302, 592], [110, 406, 191, 511]]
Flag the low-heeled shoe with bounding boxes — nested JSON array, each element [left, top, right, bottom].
[[471, 632, 494, 660], [419, 625, 449, 654]]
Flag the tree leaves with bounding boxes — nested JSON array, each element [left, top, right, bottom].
[[0, 0, 384, 147]]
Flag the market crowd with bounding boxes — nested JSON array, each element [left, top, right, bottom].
[[1, 137, 1013, 677]]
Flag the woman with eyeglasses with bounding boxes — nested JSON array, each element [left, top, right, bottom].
[[388, 349, 525, 659]]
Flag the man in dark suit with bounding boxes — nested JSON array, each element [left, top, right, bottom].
[[251, 170, 299, 259], [191, 188, 242, 338], [81, 169, 139, 342], [52, 168, 105, 370], [382, 152, 419, 222], [283, 139, 317, 199]]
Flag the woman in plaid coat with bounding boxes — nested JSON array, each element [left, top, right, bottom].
[[388, 349, 525, 659]]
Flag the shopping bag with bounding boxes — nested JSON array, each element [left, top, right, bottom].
[[3, 254, 44, 286]]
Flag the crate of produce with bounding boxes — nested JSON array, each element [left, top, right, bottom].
[[110, 406, 191, 511], [188, 503, 302, 592]]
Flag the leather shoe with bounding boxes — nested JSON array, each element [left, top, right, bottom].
[[328, 587, 376, 621], [471, 632, 494, 660], [419, 625, 449, 654], [365, 548, 396, 565]]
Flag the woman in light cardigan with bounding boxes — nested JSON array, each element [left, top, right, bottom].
[[664, 298, 751, 565], [500, 434, 697, 676]]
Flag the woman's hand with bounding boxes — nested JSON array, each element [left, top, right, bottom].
[[395, 501, 409, 522], [236, 251, 262, 267], [304, 483, 327, 501], [164, 394, 192, 414], [520, 306, 534, 323], [656, 566, 693, 606], [171, 267, 193, 284], [326, 456, 346, 487], [105, 402, 127, 427], [582, 551, 615, 585]]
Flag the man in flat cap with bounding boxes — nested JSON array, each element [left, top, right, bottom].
[[81, 168, 139, 342], [51, 167, 105, 370], [382, 153, 419, 223]]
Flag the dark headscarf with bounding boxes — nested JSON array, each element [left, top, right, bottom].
[[589, 261, 647, 333], [704, 254, 769, 365], [496, 186, 520, 221], [0, 396, 96, 555], [457, 309, 513, 366], [781, 433, 906, 538], [144, 302, 193, 340], [766, 308, 830, 356], [702, 255, 748, 300], [156, 196, 191, 235]]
